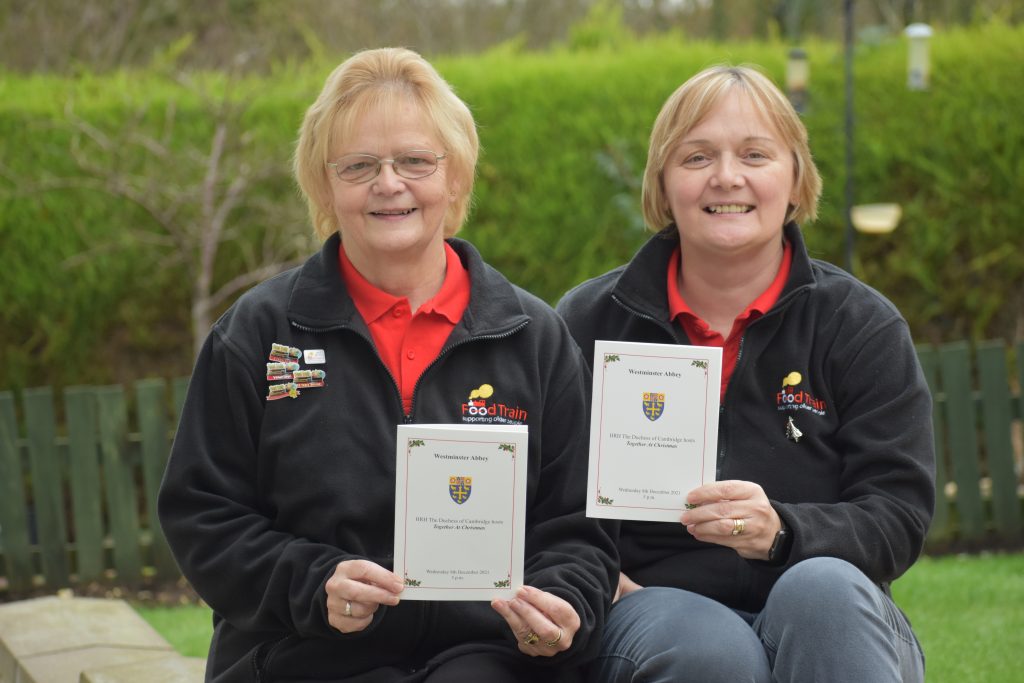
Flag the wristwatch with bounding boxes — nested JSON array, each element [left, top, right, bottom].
[[767, 520, 791, 564]]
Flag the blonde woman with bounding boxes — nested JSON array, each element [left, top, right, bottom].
[[160, 48, 616, 682], [558, 65, 932, 683]]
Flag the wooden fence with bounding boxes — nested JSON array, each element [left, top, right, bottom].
[[0, 378, 189, 594], [919, 339, 1023, 548], [0, 341, 1021, 594]]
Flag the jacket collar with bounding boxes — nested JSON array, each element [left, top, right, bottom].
[[612, 222, 817, 322], [287, 233, 530, 337]]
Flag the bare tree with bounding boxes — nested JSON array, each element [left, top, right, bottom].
[[7, 62, 311, 357]]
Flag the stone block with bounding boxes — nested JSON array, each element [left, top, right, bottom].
[[79, 655, 206, 682], [0, 596, 183, 683], [17, 648, 172, 683]]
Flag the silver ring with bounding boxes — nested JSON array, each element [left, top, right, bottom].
[[731, 518, 745, 536], [343, 601, 352, 617]]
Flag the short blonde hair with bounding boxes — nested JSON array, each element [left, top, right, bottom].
[[641, 64, 822, 232], [294, 48, 479, 241]]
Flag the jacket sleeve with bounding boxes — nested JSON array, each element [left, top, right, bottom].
[[772, 316, 935, 583], [158, 326, 350, 637], [520, 321, 619, 666]]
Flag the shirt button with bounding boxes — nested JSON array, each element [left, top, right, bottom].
[[406, 350, 416, 360], [392, 308, 404, 317]]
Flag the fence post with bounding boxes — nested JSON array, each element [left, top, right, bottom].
[[916, 344, 950, 542], [0, 392, 34, 591], [24, 388, 71, 587], [976, 341, 1022, 539], [96, 386, 143, 583], [135, 379, 179, 579], [938, 341, 986, 540], [65, 387, 105, 583]]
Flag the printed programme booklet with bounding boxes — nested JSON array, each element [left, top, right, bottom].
[[587, 340, 721, 522], [393, 423, 528, 601]]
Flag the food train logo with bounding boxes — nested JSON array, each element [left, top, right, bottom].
[[775, 371, 827, 416], [461, 383, 528, 424]]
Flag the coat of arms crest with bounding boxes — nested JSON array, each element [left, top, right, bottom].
[[642, 392, 665, 421], [449, 476, 472, 504]]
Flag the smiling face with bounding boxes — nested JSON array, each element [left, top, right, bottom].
[[328, 100, 454, 269], [662, 89, 797, 259]]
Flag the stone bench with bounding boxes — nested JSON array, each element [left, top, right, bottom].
[[0, 595, 204, 682]]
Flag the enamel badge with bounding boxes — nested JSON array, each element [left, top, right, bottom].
[[292, 369, 326, 389], [267, 382, 300, 401], [264, 343, 327, 402], [786, 416, 803, 443], [269, 343, 302, 363], [266, 362, 300, 381]]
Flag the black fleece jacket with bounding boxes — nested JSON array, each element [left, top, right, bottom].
[[158, 234, 617, 682], [556, 223, 934, 612]]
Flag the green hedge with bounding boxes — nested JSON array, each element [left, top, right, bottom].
[[1, 21, 1022, 392]]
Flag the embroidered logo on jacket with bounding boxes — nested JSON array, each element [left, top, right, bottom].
[[775, 371, 826, 416], [460, 383, 528, 424]]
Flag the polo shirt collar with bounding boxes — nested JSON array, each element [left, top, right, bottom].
[[338, 241, 469, 324], [419, 244, 470, 324], [611, 222, 814, 325], [666, 239, 793, 324], [288, 233, 530, 338]]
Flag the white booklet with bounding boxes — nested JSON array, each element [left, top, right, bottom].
[[393, 423, 528, 601], [587, 340, 721, 522]]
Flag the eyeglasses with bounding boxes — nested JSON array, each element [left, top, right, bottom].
[[327, 150, 446, 184]]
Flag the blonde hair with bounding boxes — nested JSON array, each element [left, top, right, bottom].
[[294, 48, 479, 241], [641, 64, 822, 232]]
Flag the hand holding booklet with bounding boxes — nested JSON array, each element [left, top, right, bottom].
[[587, 340, 721, 522], [393, 424, 528, 601]]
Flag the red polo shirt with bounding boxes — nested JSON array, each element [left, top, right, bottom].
[[339, 243, 471, 414], [667, 241, 792, 401]]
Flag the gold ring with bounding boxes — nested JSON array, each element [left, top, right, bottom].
[[523, 631, 540, 646], [545, 628, 563, 647], [731, 518, 745, 536], [343, 601, 352, 617]]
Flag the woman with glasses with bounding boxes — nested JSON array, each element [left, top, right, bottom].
[[159, 47, 616, 682], [557, 65, 933, 682]]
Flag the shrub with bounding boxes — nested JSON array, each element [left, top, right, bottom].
[[1, 21, 1021, 391]]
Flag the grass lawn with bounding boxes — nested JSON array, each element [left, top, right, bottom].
[[134, 603, 212, 659], [891, 552, 1024, 683], [135, 552, 1024, 679]]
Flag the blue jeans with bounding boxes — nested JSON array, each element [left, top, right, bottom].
[[592, 557, 924, 683]]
